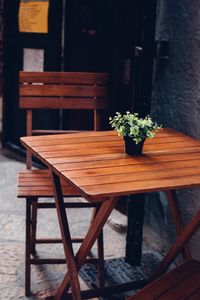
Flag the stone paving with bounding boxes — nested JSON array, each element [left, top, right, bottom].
[[0, 145, 128, 299]]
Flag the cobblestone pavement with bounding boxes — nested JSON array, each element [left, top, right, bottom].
[[0, 146, 128, 299]]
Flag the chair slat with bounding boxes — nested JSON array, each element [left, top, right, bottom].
[[20, 84, 108, 97], [19, 97, 108, 109], [19, 71, 108, 85]]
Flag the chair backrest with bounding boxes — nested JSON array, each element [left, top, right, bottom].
[[19, 71, 109, 168]]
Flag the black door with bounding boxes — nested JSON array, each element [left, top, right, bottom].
[[62, 0, 119, 130], [64, 0, 116, 73]]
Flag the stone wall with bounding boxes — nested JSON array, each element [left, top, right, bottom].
[[145, 0, 200, 259]]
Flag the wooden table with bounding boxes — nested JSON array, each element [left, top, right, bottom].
[[21, 128, 200, 299]]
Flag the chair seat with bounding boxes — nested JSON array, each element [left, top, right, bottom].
[[18, 169, 79, 197], [128, 259, 200, 300]]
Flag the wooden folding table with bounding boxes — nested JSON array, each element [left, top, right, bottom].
[[20, 128, 200, 299]]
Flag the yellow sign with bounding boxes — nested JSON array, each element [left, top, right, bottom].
[[19, 0, 49, 33]]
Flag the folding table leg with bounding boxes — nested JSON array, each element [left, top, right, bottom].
[[50, 171, 81, 300], [151, 207, 200, 281], [90, 206, 105, 288], [166, 190, 191, 259], [55, 196, 119, 299]]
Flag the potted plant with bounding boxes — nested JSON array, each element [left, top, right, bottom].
[[109, 111, 162, 155]]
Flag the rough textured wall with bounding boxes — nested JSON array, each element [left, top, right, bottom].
[[145, 0, 200, 259]]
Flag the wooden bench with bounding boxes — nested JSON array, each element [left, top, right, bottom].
[[17, 71, 108, 296]]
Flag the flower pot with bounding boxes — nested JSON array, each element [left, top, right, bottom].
[[124, 136, 145, 156]]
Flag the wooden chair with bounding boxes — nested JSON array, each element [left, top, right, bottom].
[[127, 259, 200, 300], [17, 71, 108, 296], [127, 207, 200, 300]]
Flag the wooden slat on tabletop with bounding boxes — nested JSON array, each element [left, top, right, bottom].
[[34, 139, 200, 156], [21, 132, 120, 146], [46, 146, 200, 165], [20, 129, 187, 153], [21, 131, 184, 145], [76, 175, 200, 199], [61, 160, 200, 179], [68, 167, 200, 187], [32, 135, 194, 152], [56, 152, 200, 172], [42, 144, 200, 162], [33, 139, 123, 152], [20, 128, 172, 143]]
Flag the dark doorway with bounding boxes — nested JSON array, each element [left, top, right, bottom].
[[63, 0, 119, 130], [64, 0, 116, 73]]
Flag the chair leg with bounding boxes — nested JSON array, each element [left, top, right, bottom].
[[31, 198, 38, 255], [25, 198, 32, 296]]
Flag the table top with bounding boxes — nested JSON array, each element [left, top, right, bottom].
[[21, 128, 200, 201]]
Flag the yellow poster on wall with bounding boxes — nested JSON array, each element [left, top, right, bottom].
[[19, 0, 49, 33]]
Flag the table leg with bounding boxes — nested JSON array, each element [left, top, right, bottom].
[[89, 205, 105, 287], [50, 171, 81, 300], [55, 196, 119, 299], [151, 207, 200, 281], [166, 190, 191, 259]]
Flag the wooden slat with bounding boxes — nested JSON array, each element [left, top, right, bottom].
[[21, 132, 200, 156], [127, 259, 200, 300], [20, 84, 108, 97], [33, 141, 200, 157], [21, 132, 121, 146], [31, 136, 194, 152], [19, 71, 109, 85], [74, 174, 200, 199], [39, 145, 200, 161], [188, 289, 200, 300], [55, 153, 200, 172], [19, 128, 175, 143], [19, 97, 108, 110], [62, 163, 200, 181], [20, 129, 194, 147], [161, 272, 200, 300]]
